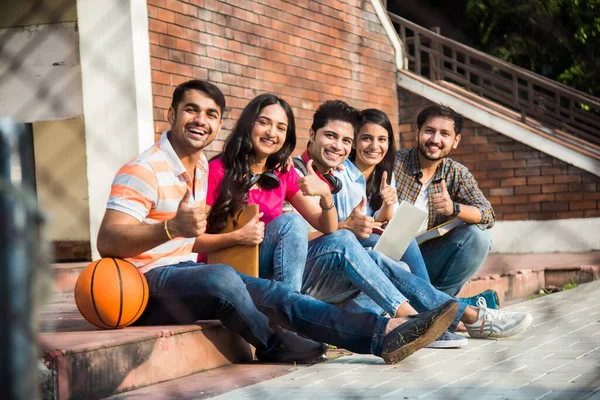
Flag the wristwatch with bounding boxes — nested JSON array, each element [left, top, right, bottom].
[[451, 201, 461, 217]]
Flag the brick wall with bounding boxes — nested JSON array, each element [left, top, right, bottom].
[[147, 0, 399, 158], [397, 88, 600, 221]]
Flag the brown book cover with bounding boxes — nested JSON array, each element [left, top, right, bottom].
[[207, 204, 260, 277]]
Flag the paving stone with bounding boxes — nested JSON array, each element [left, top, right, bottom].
[[208, 280, 600, 400]]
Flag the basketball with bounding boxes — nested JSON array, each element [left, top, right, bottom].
[[74, 257, 149, 329]]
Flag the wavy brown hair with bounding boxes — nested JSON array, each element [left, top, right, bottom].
[[207, 94, 296, 233]]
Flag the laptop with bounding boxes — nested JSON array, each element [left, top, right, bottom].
[[373, 201, 428, 261]]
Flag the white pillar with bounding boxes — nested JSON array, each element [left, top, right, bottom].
[[77, 0, 154, 259], [370, 0, 406, 70]]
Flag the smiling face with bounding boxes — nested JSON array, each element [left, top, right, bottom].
[[308, 119, 354, 173], [250, 103, 289, 160], [167, 89, 222, 156], [354, 122, 390, 170], [416, 116, 461, 162]]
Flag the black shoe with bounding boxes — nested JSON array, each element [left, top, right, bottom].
[[255, 331, 328, 363], [381, 300, 459, 364]]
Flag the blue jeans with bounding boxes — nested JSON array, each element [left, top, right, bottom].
[[137, 262, 388, 355], [259, 213, 307, 292], [302, 230, 408, 316], [359, 234, 430, 282], [420, 224, 492, 296], [344, 251, 467, 331]]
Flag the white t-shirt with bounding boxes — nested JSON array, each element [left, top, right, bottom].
[[414, 179, 431, 234]]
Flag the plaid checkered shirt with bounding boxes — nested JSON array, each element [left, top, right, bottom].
[[393, 148, 495, 230]]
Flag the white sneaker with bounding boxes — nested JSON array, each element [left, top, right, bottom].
[[465, 298, 533, 339]]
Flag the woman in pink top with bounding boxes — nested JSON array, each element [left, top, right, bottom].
[[197, 94, 338, 291]]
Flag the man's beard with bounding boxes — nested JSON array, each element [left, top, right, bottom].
[[417, 139, 449, 161]]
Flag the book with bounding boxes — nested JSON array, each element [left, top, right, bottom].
[[206, 204, 260, 277], [373, 201, 428, 261], [415, 218, 465, 245]]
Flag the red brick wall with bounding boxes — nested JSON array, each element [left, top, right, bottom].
[[397, 88, 600, 221], [147, 0, 399, 158]]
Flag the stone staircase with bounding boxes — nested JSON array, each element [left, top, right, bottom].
[[40, 264, 254, 400]]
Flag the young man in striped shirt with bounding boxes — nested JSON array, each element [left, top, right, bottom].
[[96, 79, 458, 364]]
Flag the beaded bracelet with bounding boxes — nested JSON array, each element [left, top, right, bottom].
[[320, 199, 335, 211]]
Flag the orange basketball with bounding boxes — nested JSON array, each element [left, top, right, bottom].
[[75, 257, 149, 329]]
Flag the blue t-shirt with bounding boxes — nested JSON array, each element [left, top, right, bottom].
[[332, 159, 398, 221]]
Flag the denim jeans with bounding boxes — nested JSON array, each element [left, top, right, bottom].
[[344, 251, 467, 331], [358, 234, 430, 282], [302, 230, 408, 316], [137, 262, 388, 355], [259, 213, 308, 292], [420, 224, 492, 296]]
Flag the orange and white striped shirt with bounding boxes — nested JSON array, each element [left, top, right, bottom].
[[107, 131, 207, 273]]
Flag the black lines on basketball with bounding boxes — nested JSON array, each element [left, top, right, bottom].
[[111, 257, 124, 329], [124, 268, 147, 326], [90, 259, 110, 329]]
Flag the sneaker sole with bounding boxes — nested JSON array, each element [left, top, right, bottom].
[[425, 338, 468, 348], [255, 344, 328, 363], [381, 302, 459, 364]]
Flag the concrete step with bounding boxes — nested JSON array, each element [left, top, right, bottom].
[[105, 357, 324, 399], [51, 262, 87, 294], [39, 293, 253, 400]]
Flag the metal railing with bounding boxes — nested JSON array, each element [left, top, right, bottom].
[[388, 12, 600, 147]]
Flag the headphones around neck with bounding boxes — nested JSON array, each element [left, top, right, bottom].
[[247, 170, 280, 191], [293, 151, 343, 194]]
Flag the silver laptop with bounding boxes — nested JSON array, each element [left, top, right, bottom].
[[373, 201, 428, 261]]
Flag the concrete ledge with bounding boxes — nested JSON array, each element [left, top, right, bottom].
[[544, 264, 600, 288], [39, 295, 253, 400], [458, 265, 600, 306], [50, 262, 87, 294]]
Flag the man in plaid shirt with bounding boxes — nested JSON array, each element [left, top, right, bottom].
[[394, 105, 494, 297]]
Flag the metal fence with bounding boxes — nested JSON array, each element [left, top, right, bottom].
[[0, 120, 50, 400]]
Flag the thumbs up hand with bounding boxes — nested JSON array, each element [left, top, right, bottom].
[[297, 159, 331, 197], [432, 179, 453, 216], [379, 171, 398, 207], [340, 197, 381, 239], [169, 189, 207, 238], [236, 212, 266, 245]]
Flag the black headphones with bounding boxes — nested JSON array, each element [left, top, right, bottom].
[[246, 170, 280, 191], [293, 152, 343, 194]]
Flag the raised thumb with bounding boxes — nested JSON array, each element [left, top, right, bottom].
[[380, 171, 388, 190], [440, 179, 448, 194], [306, 159, 315, 174], [353, 197, 366, 214], [179, 188, 192, 208]]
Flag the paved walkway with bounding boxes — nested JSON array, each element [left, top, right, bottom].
[[211, 280, 600, 400]]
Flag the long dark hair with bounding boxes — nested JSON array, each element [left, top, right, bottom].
[[350, 108, 396, 213], [207, 93, 296, 233]]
